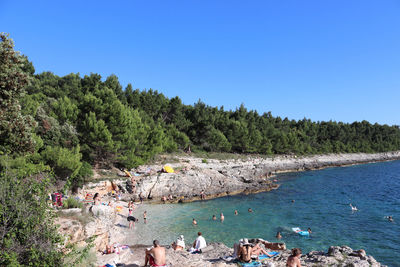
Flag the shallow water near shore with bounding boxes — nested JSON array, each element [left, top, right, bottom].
[[124, 160, 400, 266]]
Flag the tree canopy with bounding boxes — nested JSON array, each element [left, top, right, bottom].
[[1, 33, 399, 189], [1, 32, 400, 265]]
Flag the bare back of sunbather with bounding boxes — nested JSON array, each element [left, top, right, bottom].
[[238, 245, 252, 263], [150, 245, 166, 266], [286, 255, 301, 267]]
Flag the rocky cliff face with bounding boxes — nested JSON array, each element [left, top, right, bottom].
[[56, 205, 117, 252], [138, 164, 277, 201], [77, 152, 400, 204], [85, 151, 400, 203]]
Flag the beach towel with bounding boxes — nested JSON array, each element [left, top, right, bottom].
[[236, 261, 262, 267], [259, 251, 279, 260]]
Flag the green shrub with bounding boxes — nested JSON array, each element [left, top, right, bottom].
[[202, 159, 208, 163], [0, 171, 64, 266], [63, 197, 83, 209]]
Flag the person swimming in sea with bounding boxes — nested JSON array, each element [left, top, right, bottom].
[[234, 210, 238, 215], [220, 213, 224, 222], [212, 215, 216, 220], [388, 216, 394, 222], [307, 228, 312, 234], [276, 231, 282, 239], [248, 208, 253, 213], [192, 218, 197, 225]]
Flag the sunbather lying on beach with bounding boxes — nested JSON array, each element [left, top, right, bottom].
[[252, 242, 276, 258]]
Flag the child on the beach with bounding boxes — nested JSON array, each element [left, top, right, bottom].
[[143, 211, 147, 224]]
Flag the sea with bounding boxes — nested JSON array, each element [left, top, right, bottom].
[[125, 160, 400, 266]]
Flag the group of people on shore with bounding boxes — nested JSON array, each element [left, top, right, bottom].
[[144, 232, 206, 267], [143, 234, 303, 267]]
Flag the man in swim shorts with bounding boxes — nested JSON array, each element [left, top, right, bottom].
[[127, 216, 138, 229], [144, 240, 166, 267]]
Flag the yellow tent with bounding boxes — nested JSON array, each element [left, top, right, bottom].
[[163, 165, 174, 173]]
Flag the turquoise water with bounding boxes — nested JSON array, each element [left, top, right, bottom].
[[126, 160, 400, 266]]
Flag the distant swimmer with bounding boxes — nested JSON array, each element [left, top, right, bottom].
[[307, 228, 312, 234], [388, 216, 394, 222], [350, 204, 358, 211], [291, 200, 295, 203], [212, 215, 216, 221], [248, 208, 253, 213], [220, 213, 225, 222], [192, 218, 197, 225], [276, 231, 282, 239], [234, 210, 238, 215]]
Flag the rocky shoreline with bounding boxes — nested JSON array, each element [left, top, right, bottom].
[[60, 152, 399, 266], [82, 151, 400, 204], [97, 242, 386, 267]]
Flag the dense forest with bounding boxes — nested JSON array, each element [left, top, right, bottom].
[[1, 33, 400, 265], [2, 33, 400, 190]]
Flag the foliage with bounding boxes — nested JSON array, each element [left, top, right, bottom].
[[3, 32, 400, 184], [41, 145, 82, 180], [62, 197, 83, 209], [0, 169, 64, 266], [0, 33, 36, 155]]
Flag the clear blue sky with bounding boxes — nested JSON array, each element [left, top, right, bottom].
[[1, 0, 399, 125]]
